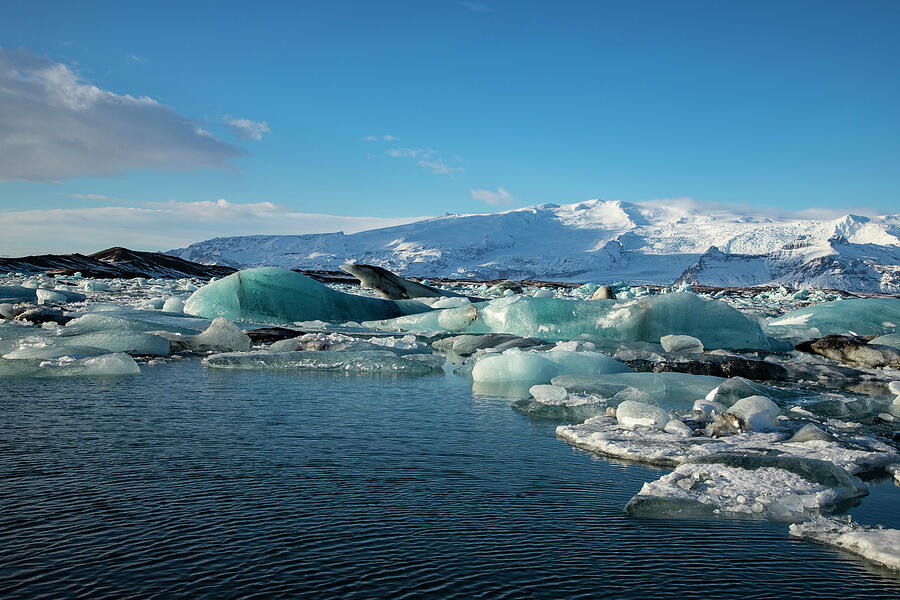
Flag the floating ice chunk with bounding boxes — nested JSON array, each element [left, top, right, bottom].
[[693, 398, 726, 417], [552, 372, 723, 410], [627, 454, 867, 521], [556, 416, 897, 473], [726, 395, 781, 431], [184, 317, 252, 352], [532, 288, 555, 298], [0, 352, 140, 378], [472, 350, 560, 385], [4, 342, 108, 360], [512, 395, 607, 422], [665, 419, 693, 437], [0, 286, 38, 302], [660, 334, 704, 353], [185, 267, 432, 324], [203, 350, 445, 374], [429, 296, 472, 309], [366, 334, 429, 354], [870, 333, 900, 350], [529, 384, 569, 404], [367, 292, 778, 350], [140, 298, 166, 310], [80, 280, 109, 292], [616, 400, 670, 429], [471, 347, 630, 385], [767, 298, 900, 342], [36, 289, 70, 305], [56, 331, 171, 356], [887, 464, 899, 484], [787, 424, 835, 443], [64, 312, 207, 336], [162, 297, 185, 313], [789, 517, 900, 571]]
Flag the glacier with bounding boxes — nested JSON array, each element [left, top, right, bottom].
[[166, 199, 900, 292]]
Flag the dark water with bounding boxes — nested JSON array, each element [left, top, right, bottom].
[[1, 361, 898, 599]]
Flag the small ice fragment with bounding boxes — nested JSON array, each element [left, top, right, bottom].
[[664, 419, 693, 437], [726, 395, 781, 431], [789, 517, 900, 571], [660, 334, 704, 353], [786, 424, 835, 443], [693, 398, 726, 417], [162, 297, 185, 313], [616, 400, 670, 430], [529, 384, 568, 404]]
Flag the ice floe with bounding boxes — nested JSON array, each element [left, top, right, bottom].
[[790, 517, 900, 571]]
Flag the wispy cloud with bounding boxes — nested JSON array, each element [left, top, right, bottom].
[[471, 186, 513, 206], [386, 147, 422, 158], [225, 117, 270, 141], [57, 192, 122, 203], [363, 133, 399, 142], [0, 47, 246, 182], [0, 199, 430, 255], [420, 159, 464, 175], [384, 146, 466, 176], [127, 54, 147, 64], [461, 1, 491, 12]]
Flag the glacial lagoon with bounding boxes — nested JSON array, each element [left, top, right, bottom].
[[2, 270, 900, 598]]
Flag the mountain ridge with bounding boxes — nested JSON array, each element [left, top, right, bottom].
[[166, 199, 900, 292]]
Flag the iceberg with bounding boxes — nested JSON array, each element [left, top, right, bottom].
[[615, 400, 670, 429], [556, 416, 897, 473], [365, 292, 777, 350], [625, 454, 867, 521], [203, 349, 445, 374], [789, 517, 900, 571], [184, 267, 433, 324], [470, 347, 631, 385], [551, 372, 724, 410], [0, 352, 141, 378], [767, 297, 900, 342]]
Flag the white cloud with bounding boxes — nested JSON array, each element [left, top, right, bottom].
[[385, 146, 466, 176], [420, 159, 464, 175], [383, 134, 399, 141], [225, 117, 270, 141], [0, 199, 429, 255], [470, 186, 513, 206], [57, 192, 122, 203], [363, 135, 378, 141], [0, 47, 245, 182], [127, 54, 147, 64], [386, 147, 422, 158]]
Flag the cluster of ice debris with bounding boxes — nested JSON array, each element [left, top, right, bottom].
[[3, 265, 900, 571]]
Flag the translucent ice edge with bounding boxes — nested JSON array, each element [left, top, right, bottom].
[[626, 454, 868, 521], [556, 416, 898, 474], [203, 350, 445, 374], [790, 517, 900, 571]]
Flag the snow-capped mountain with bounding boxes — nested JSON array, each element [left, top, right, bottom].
[[167, 199, 900, 292]]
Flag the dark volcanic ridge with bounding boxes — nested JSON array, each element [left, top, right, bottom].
[[0, 247, 237, 280]]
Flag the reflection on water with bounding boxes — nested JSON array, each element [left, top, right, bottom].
[[1, 361, 898, 599]]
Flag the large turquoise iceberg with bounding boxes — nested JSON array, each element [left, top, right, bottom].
[[767, 297, 900, 342], [364, 293, 777, 350], [184, 268, 434, 324]]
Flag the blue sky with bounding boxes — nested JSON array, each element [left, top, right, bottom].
[[1, 0, 898, 254]]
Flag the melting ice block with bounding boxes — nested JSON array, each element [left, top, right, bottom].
[[790, 518, 900, 571], [0, 352, 141, 378], [726, 395, 781, 431], [184, 267, 433, 324], [203, 350, 445, 374], [552, 372, 723, 410], [626, 454, 868, 521], [470, 347, 631, 385], [616, 400, 670, 429], [767, 297, 900, 342], [365, 292, 777, 350], [660, 334, 704, 353]]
